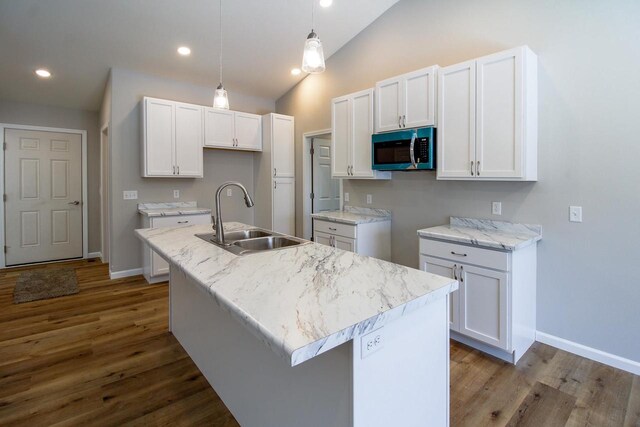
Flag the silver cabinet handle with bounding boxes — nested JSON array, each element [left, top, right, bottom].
[[460, 265, 464, 282], [273, 168, 277, 177], [453, 264, 457, 280], [476, 161, 480, 176], [274, 180, 277, 189], [451, 251, 467, 257], [68, 200, 80, 205], [328, 227, 337, 231], [470, 161, 474, 176], [349, 166, 352, 176], [402, 115, 406, 127], [398, 115, 402, 128], [172, 166, 175, 175], [177, 165, 180, 175], [409, 131, 417, 169], [177, 220, 189, 224]]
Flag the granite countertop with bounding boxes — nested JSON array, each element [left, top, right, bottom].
[[135, 222, 456, 367], [138, 201, 212, 217], [311, 206, 391, 225], [417, 217, 542, 251]]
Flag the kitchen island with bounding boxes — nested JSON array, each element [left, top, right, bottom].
[[135, 222, 457, 427]]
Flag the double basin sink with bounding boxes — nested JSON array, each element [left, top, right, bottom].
[[195, 228, 309, 256]]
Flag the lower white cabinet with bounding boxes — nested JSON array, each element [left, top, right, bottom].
[[419, 237, 536, 364], [272, 178, 295, 235], [142, 213, 211, 283], [313, 219, 390, 261]]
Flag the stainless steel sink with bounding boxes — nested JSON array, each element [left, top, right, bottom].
[[195, 228, 309, 256]]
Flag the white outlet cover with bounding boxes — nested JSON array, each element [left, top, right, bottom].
[[361, 328, 384, 359], [569, 206, 583, 222], [344, 192, 350, 202], [492, 201, 502, 215], [173, 190, 180, 199], [366, 194, 372, 204], [123, 190, 138, 200]]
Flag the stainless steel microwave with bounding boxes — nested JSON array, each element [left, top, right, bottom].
[[371, 127, 435, 171]]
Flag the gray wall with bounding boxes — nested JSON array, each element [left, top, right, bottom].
[[0, 100, 101, 253], [276, 0, 640, 362], [108, 68, 275, 273]]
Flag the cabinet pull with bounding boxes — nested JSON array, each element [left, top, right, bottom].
[[273, 168, 277, 177], [453, 264, 457, 280], [476, 161, 480, 176], [450, 251, 467, 257], [274, 181, 277, 189], [177, 220, 189, 224], [328, 227, 337, 231], [470, 161, 474, 176], [460, 265, 464, 282], [177, 165, 180, 175], [402, 115, 406, 127], [398, 115, 401, 128]]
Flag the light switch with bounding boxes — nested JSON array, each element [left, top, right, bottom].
[[492, 202, 502, 215], [366, 194, 372, 205], [173, 190, 180, 199], [344, 192, 350, 202], [569, 206, 582, 222]]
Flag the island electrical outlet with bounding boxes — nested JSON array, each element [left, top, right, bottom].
[[361, 328, 384, 358]]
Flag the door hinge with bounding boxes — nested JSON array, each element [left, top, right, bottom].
[[2, 194, 6, 202], [310, 147, 314, 155], [310, 192, 314, 200], [3, 246, 7, 254], [3, 142, 6, 150]]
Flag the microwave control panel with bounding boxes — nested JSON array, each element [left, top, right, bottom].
[[416, 137, 430, 163]]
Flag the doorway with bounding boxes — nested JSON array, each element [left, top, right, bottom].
[[302, 129, 342, 241], [1, 124, 88, 267], [100, 125, 110, 264]]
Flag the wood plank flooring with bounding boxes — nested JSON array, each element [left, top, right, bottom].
[[0, 259, 638, 426]]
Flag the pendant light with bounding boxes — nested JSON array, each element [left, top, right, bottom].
[[213, 0, 229, 109], [301, 0, 326, 74]]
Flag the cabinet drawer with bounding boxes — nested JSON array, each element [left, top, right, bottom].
[[150, 213, 211, 228], [419, 238, 510, 272], [313, 219, 356, 239]]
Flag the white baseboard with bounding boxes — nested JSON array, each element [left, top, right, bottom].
[[110, 267, 143, 280], [87, 252, 102, 259], [536, 331, 640, 376]]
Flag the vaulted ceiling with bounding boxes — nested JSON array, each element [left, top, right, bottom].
[[0, 0, 399, 111]]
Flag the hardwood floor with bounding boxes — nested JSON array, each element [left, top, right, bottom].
[[0, 260, 638, 426]]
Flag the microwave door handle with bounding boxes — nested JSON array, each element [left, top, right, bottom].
[[409, 132, 418, 169]]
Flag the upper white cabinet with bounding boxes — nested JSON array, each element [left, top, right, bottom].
[[331, 89, 391, 180], [375, 65, 438, 132], [271, 114, 295, 178], [437, 46, 537, 181], [142, 97, 203, 178], [204, 108, 262, 151]]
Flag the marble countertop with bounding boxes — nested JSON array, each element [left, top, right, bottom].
[[311, 206, 391, 225], [135, 222, 456, 367], [138, 202, 212, 217], [417, 217, 542, 251]]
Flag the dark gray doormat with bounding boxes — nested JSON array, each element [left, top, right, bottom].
[[13, 268, 79, 304]]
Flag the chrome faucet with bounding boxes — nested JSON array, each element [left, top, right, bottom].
[[214, 181, 255, 246]]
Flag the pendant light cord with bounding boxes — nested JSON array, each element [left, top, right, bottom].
[[219, 0, 223, 85], [311, 0, 314, 32]]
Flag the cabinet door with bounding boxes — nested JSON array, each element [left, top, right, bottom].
[[144, 98, 175, 176], [403, 66, 437, 128], [235, 112, 262, 151], [272, 115, 295, 178], [476, 47, 523, 178], [272, 178, 295, 235], [175, 103, 203, 177], [350, 89, 375, 178], [375, 77, 402, 133], [437, 60, 476, 179], [334, 235, 356, 253], [331, 95, 350, 178], [314, 230, 333, 247], [459, 264, 509, 350], [420, 255, 460, 332], [204, 108, 235, 148]]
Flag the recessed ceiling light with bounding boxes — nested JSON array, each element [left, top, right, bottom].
[[35, 69, 51, 78], [291, 68, 302, 76], [177, 46, 191, 56], [319, 0, 333, 7]]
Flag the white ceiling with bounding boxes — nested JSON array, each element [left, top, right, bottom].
[[0, 0, 399, 111]]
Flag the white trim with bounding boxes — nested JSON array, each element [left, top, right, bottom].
[[302, 129, 342, 240], [0, 123, 89, 268], [87, 251, 102, 259], [536, 331, 640, 376], [109, 267, 144, 280], [100, 124, 110, 264]]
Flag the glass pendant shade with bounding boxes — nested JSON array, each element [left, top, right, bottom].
[[301, 31, 325, 74], [213, 83, 229, 110]]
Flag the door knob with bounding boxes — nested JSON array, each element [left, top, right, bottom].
[[68, 201, 80, 205]]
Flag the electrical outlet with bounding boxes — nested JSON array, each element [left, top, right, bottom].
[[492, 201, 502, 215], [227, 188, 233, 197], [344, 192, 350, 202], [569, 206, 582, 222], [173, 190, 180, 199], [123, 190, 138, 200], [366, 194, 372, 205], [361, 328, 384, 358]]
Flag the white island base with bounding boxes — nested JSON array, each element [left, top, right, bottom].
[[170, 267, 450, 427]]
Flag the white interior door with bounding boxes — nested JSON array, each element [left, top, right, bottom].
[[312, 138, 340, 213], [175, 102, 203, 177], [4, 129, 83, 265], [204, 107, 235, 148], [350, 89, 375, 178], [235, 112, 262, 151], [272, 177, 295, 235], [272, 115, 295, 178], [331, 96, 350, 178]]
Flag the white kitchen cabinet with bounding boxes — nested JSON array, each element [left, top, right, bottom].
[[142, 213, 211, 283], [254, 114, 296, 235], [437, 46, 537, 181], [331, 89, 391, 180], [204, 108, 262, 151], [142, 97, 203, 178], [419, 237, 536, 364], [375, 65, 438, 133], [313, 218, 390, 261]]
